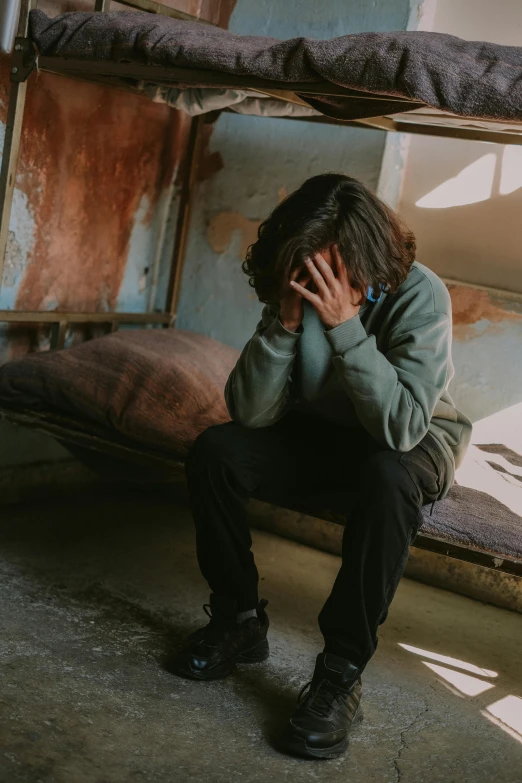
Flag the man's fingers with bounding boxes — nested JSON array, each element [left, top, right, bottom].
[[290, 280, 320, 305], [305, 256, 330, 293], [290, 266, 312, 292], [312, 253, 337, 287], [290, 265, 305, 282], [296, 270, 311, 287]]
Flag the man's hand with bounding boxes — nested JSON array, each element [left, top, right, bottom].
[[290, 245, 364, 330], [279, 266, 311, 332]]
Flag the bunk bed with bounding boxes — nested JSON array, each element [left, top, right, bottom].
[[0, 0, 521, 578]]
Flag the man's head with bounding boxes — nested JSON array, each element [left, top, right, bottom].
[[242, 173, 416, 304]]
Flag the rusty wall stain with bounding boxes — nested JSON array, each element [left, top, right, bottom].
[[206, 211, 260, 260], [448, 284, 522, 340], [10, 70, 183, 316], [215, 0, 237, 28], [197, 121, 224, 183], [448, 285, 522, 325], [0, 56, 11, 124], [0, 0, 236, 346]]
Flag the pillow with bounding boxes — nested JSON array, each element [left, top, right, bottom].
[[0, 329, 240, 457]]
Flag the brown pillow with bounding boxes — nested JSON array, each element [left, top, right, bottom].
[[0, 329, 240, 457]]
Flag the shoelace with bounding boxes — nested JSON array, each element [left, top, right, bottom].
[[191, 603, 253, 647], [298, 679, 349, 718], [188, 604, 221, 644]]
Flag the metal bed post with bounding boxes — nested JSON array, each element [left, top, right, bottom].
[[165, 113, 204, 319], [0, 0, 36, 293]]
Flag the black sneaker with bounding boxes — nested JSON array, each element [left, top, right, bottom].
[[168, 594, 269, 680], [282, 652, 364, 759]]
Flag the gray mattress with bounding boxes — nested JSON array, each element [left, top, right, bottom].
[[257, 478, 522, 563], [29, 10, 522, 123]]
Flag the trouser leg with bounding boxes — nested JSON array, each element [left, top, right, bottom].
[[318, 441, 443, 669], [186, 409, 444, 664], [185, 415, 323, 611]]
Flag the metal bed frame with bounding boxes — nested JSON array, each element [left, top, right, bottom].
[[3, 0, 522, 350], [0, 0, 521, 578]]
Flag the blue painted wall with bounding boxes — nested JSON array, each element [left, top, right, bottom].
[[176, 0, 415, 349]]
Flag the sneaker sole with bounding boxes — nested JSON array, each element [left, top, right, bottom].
[[282, 706, 364, 760], [171, 639, 269, 681]]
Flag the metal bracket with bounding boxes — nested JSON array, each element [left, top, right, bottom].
[[10, 36, 36, 83]]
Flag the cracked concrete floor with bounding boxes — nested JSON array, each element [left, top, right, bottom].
[[1, 487, 521, 783]]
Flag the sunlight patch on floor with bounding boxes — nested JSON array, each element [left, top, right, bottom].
[[398, 643, 497, 678], [399, 642, 522, 746], [482, 696, 522, 745], [423, 663, 496, 697]]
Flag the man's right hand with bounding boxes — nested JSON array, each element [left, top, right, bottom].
[[279, 266, 310, 332]]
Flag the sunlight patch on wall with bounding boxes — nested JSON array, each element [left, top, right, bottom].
[[416, 153, 496, 208], [471, 401, 522, 455], [455, 444, 522, 518]]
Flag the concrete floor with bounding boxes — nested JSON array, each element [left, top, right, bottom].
[[1, 488, 521, 783]]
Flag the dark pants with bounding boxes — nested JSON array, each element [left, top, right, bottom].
[[185, 412, 445, 670]]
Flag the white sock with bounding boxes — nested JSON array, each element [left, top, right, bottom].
[[237, 608, 257, 623]]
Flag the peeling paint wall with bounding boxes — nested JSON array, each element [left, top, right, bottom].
[[1, 68, 182, 324], [176, 0, 415, 349]]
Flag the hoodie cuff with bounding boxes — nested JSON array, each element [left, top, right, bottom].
[[325, 315, 367, 355], [262, 316, 302, 355]]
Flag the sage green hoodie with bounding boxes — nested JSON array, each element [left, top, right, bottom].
[[225, 260, 472, 500]]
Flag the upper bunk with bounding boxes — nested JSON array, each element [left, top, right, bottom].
[[17, 0, 522, 146]]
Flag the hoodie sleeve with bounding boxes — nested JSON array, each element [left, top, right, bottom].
[[324, 308, 451, 452], [224, 304, 302, 428]]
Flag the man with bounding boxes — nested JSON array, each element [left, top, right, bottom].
[[171, 173, 473, 759]]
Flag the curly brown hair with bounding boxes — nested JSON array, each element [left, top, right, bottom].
[[242, 173, 416, 304]]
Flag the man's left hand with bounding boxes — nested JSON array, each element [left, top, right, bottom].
[[290, 245, 365, 330]]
